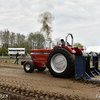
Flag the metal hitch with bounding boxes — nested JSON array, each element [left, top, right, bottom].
[[75, 54, 100, 81]]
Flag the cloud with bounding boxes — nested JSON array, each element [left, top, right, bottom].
[[0, 0, 100, 47], [50, 0, 100, 46]]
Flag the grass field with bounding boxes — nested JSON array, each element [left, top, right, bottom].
[[0, 57, 30, 64]]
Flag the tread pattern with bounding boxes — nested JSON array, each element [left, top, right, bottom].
[[24, 61, 34, 73], [47, 48, 75, 78]]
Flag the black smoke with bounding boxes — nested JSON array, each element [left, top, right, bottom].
[[39, 11, 54, 38]]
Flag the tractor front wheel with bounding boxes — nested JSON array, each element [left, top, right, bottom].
[[24, 61, 34, 73]]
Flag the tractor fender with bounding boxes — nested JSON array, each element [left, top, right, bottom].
[[53, 46, 76, 54], [21, 60, 27, 65], [74, 47, 82, 56]]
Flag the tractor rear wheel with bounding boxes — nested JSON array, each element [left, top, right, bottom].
[[24, 61, 34, 73], [47, 48, 75, 78]]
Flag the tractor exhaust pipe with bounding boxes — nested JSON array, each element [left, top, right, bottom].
[[65, 33, 73, 47]]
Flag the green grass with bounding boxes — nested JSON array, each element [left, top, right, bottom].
[[0, 57, 16, 59], [0, 60, 21, 64]]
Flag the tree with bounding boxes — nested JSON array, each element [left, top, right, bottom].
[[0, 29, 46, 54], [27, 32, 45, 49], [0, 47, 8, 56], [34, 32, 45, 49], [16, 33, 21, 47], [52, 38, 61, 47], [9, 32, 16, 47], [15, 33, 26, 48], [0, 30, 3, 47], [73, 43, 83, 48], [24, 41, 30, 54], [2, 29, 10, 48], [20, 34, 26, 47]]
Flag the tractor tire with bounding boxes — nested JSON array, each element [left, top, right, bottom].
[[24, 61, 34, 73], [38, 68, 46, 71], [47, 48, 75, 78]]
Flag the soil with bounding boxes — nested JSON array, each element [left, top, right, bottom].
[[0, 59, 100, 100]]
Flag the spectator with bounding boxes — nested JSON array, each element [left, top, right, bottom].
[[14, 52, 20, 64]]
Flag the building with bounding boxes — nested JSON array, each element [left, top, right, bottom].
[[8, 48, 25, 56]]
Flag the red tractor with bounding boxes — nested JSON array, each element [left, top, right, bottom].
[[21, 33, 83, 78]]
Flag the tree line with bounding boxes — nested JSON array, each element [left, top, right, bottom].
[[0, 29, 45, 55], [0, 29, 83, 55]]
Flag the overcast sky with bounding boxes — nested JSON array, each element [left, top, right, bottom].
[[0, 0, 100, 47]]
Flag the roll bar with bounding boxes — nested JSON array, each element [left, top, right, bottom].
[[65, 33, 73, 47]]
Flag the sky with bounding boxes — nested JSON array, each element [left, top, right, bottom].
[[0, 0, 100, 47]]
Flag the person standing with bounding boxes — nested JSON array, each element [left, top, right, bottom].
[[14, 52, 20, 64]]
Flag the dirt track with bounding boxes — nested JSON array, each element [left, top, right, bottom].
[[0, 62, 100, 99]]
